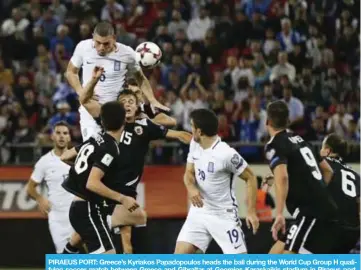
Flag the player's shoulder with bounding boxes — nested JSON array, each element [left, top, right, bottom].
[[75, 39, 93, 51], [92, 133, 119, 153], [36, 150, 55, 164], [115, 42, 136, 61]]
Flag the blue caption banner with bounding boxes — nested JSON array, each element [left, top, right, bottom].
[[46, 254, 360, 270]]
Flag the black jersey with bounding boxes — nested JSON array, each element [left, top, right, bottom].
[[325, 156, 360, 228], [62, 132, 120, 203], [105, 118, 168, 203], [264, 130, 338, 219]]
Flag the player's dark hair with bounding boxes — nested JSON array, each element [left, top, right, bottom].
[[324, 133, 348, 158], [190, 109, 218, 136], [266, 100, 289, 129], [54, 121, 70, 131], [118, 89, 139, 104], [93, 21, 114, 37], [100, 101, 126, 131]]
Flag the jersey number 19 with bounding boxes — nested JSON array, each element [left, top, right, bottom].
[[75, 143, 95, 174]]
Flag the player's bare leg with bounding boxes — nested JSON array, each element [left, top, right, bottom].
[[104, 249, 116, 254], [63, 232, 82, 254], [269, 240, 285, 254], [120, 226, 133, 253], [174, 241, 200, 254], [111, 204, 147, 227]]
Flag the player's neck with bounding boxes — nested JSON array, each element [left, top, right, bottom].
[[107, 130, 122, 142], [53, 147, 67, 157], [126, 116, 135, 123], [269, 128, 284, 138], [200, 136, 218, 150]]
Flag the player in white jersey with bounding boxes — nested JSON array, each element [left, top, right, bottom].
[[65, 21, 169, 141], [175, 109, 259, 254], [26, 121, 75, 253]]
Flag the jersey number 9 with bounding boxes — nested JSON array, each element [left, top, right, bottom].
[[300, 147, 322, 181], [75, 143, 95, 174]]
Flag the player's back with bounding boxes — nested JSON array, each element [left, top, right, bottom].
[[62, 132, 120, 203], [265, 131, 337, 219], [326, 157, 360, 228]]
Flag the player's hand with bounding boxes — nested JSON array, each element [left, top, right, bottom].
[[92, 66, 104, 81], [149, 99, 170, 112], [188, 188, 203, 208], [120, 196, 139, 212], [37, 197, 51, 215], [271, 214, 286, 241], [246, 212, 259, 235], [262, 174, 274, 188]]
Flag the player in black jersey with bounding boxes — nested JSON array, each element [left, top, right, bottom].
[[62, 101, 138, 254], [320, 133, 360, 253], [265, 100, 339, 254]]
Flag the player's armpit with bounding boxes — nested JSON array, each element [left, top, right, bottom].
[[65, 61, 82, 93], [166, 130, 192, 144], [60, 147, 78, 164], [86, 167, 122, 203], [152, 113, 177, 127], [273, 164, 289, 216], [318, 159, 334, 185]]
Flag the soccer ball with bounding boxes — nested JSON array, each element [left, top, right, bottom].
[[135, 42, 162, 69]]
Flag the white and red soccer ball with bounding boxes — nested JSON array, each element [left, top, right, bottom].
[[135, 42, 162, 69]]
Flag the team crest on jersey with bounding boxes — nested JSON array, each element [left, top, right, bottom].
[[207, 162, 214, 173], [114, 61, 121, 71], [134, 126, 143, 135], [231, 154, 241, 165]]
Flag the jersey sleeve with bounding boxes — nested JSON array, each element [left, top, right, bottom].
[[265, 139, 288, 171], [70, 42, 84, 68], [30, 158, 46, 183], [127, 47, 141, 73], [186, 139, 196, 164], [92, 145, 117, 173], [147, 119, 168, 140], [224, 148, 248, 176]]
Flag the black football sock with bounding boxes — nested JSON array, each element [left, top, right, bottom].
[[111, 227, 123, 254], [62, 242, 80, 254]]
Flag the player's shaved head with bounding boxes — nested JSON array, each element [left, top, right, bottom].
[[94, 21, 114, 37], [101, 101, 126, 131], [190, 109, 218, 137], [267, 100, 289, 130], [323, 133, 348, 158]]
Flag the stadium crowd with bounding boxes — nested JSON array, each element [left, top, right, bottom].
[[0, 0, 359, 164]]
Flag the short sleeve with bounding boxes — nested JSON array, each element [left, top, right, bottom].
[[265, 139, 288, 171], [70, 42, 84, 68], [93, 145, 117, 172], [147, 119, 168, 140], [30, 158, 46, 183], [186, 139, 196, 164], [224, 148, 248, 176], [126, 47, 141, 73]]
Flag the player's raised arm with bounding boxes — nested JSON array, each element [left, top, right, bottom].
[[65, 42, 84, 94], [152, 113, 177, 127], [165, 130, 192, 144]]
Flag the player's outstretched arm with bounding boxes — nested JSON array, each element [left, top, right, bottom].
[[65, 61, 83, 94], [133, 70, 170, 111], [152, 113, 177, 127], [60, 147, 78, 165], [86, 167, 139, 212], [239, 166, 259, 234], [183, 162, 203, 207], [165, 130, 192, 144]]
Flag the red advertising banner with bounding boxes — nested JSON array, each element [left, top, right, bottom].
[[0, 166, 188, 219]]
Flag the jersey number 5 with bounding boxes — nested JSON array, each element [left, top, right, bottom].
[[74, 143, 95, 174], [300, 147, 322, 181], [341, 169, 357, 197]]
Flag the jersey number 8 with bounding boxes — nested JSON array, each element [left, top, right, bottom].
[[300, 147, 322, 181], [75, 143, 95, 174]]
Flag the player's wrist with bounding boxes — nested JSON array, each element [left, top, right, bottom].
[[118, 194, 125, 203]]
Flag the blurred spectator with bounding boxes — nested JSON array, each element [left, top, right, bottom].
[[233, 11, 251, 48], [21, 89, 40, 128], [0, 58, 14, 85], [276, 18, 301, 53], [165, 90, 184, 126], [50, 24, 74, 55], [125, 0, 146, 36], [153, 26, 173, 46], [161, 54, 188, 88], [249, 9, 266, 40], [78, 23, 92, 41], [288, 43, 307, 74], [45, 102, 78, 133], [34, 60, 56, 98], [35, 8, 60, 40], [147, 10, 168, 41], [261, 82, 276, 109], [186, 6, 213, 42], [168, 10, 188, 37], [180, 74, 208, 132], [270, 52, 296, 82], [252, 53, 270, 92], [101, 0, 124, 22], [115, 24, 137, 48], [1, 8, 29, 38], [327, 103, 353, 138], [283, 86, 304, 126], [244, 0, 272, 19], [210, 89, 225, 114], [218, 113, 236, 142], [347, 119, 359, 141], [263, 28, 278, 56], [50, 0, 68, 24]]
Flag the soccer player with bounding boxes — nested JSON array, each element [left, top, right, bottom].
[[65, 21, 168, 141], [175, 108, 259, 254], [265, 100, 340, 254], [26, 121, 75, 254], [62, 101, 135, 254]]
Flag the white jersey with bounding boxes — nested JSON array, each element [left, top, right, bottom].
[[187, 137, 248, 212], [70, 39, 141, 139], [30, 150, 73, 212]]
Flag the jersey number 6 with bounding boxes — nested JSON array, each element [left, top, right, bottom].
[[75, 143, 95, 174]]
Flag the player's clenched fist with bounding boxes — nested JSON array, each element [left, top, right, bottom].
[[37, 197, 52, 215], [92, 66, 104, 80], [120, 195, 139, 212], [188, 188, 203, 208]]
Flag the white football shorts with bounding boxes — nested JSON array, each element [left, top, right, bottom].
[[48, 210, 74, 253]]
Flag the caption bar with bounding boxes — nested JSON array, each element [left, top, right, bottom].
[[46, 255, 360, 270]]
